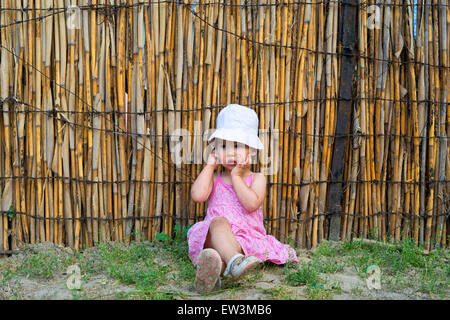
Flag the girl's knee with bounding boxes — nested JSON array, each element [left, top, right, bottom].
[[209, 216, 230, 231]]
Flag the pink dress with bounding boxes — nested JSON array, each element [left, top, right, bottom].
[[187, 172, 298, 265]]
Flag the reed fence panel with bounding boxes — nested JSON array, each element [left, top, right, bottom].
[[0, 0, 448, 253]]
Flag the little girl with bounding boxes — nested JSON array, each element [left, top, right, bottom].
[[188, 104, 298, 293]]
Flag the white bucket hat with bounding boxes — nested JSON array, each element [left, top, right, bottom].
[[208, 104, 264, 150]]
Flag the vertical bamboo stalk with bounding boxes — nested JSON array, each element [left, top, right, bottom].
[[346, 109, 361, 240], [293, 2, 306, 246], [0, 0, 13, 251], [328, 0, 338, 241], [74, 10, 83, 250], [425, 0, 438, 249], [53, 0, 62, 245], [174, 2, 185, 230], [416, 0, 427, 245], [126, 1, 137, 244], [267, 0, 277, 236], [296, 1, 311, 246], [230, 0, 238, 103], [211, 0, 223, 137], [436, 0, 447, 247], [375, 0, 391, 242], [132, 0, 145, 241], [403, 0, 421, 245], [31, 0, 44, 243], [396, 11, 408, 242], [389, 0, 403, 242], [305, 0, 316, 248], [152, 0, 164, 237], [92, 13, 104, 245], [163, 0, 176, 236], [279, 0, 292, 243], [274, 1, 286, 242], [44, 0, 55, 244], [104, 16, 114, 242], [370, 0, 381, 241], [241, 0, 250, 105], [90, 0, 101, 247], [193, 0, 203, 225], [116, 0, 128, 242], [25, 0, 36, 245], [11, 1, 25, 248], [419, 0, 431, 245], [284, 0, 294, 243], [143, 3, 153, 236], [91, 0, 104, 245], [316, 0, 329, 245], [369, 2, 379, 237], [311, 0, 322, 247], [20, 0, 33, 245], [256, 0, 266, 228], [359, 2, 369, 239], [185, 1, 195, 227], [77, 0, 93, 248]]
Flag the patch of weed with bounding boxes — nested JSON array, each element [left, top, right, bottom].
[[93, 241, 174, 298], [152, 224, 195, 282], [339, 239, 449, 296], [305, 283, 332, 300], [313, 258, 345, 274], [312, 241, 339, 258], [263, 285, 297, 300], [285, 263, 320, 286], [304, 280, 342, 300], [16, 248, 74, 279]]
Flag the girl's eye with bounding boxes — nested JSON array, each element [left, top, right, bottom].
[[217, 142, 244, 149]]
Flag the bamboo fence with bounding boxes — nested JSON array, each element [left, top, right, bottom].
[[0, 0, 448, 253]]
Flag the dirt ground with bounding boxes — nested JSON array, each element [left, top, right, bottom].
[[0, 242, 448, 300]]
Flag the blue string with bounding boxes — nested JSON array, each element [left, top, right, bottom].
[[413, 0, 417, 38]]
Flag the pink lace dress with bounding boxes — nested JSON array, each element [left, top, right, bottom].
[[187, 172, 298, 265]]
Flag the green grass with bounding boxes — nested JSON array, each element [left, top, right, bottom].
[[283, 239, 449, 299], [340, 238, 449, 296], [89, 228, 195, 299], [311, 240, 339, 258], [12, 248, 76, 279], [285, 263, 320, 286], [263, 285, 297, 299], [0, 225, 195, 300], [153, 231, 196, 282], [0, 229, 448, 300], [304, 281, 342, 300], [283, 241, 346, 300]]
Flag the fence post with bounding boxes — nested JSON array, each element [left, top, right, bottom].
[[327, 0, 358, 241]]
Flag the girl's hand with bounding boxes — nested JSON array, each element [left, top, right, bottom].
[[207, 149, 218, 169], [231, 153, 250, 177], [191, 149, 217, 203]]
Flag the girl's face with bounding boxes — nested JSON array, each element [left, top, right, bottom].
[[214, 139, 250, 171]]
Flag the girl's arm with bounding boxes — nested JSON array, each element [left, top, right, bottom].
[[231, 155, 266, 212], [190, 151, 217, 203], [231, 172, 266, 212]]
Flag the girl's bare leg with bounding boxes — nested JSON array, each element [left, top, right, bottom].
[[203, 217, 243, 274]]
